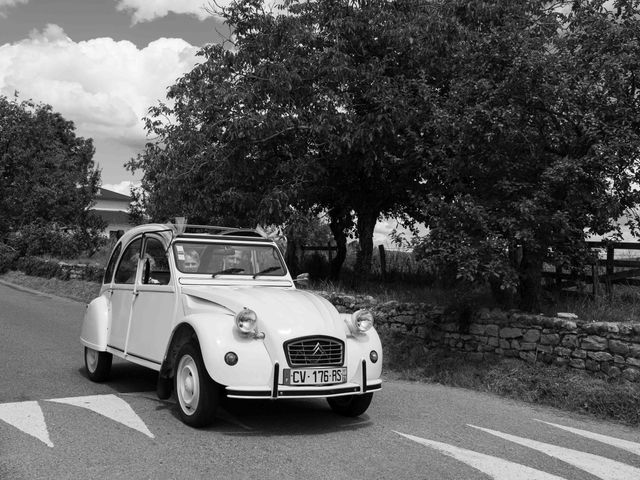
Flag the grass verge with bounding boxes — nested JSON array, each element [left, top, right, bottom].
[[0, 271, 100, 303], [2, 270, 639, 426], [382, 332, 640, 426]]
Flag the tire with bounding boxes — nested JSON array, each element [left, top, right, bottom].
[[157, 375, 173, 400], [84, 347, 112, 382], [327, 392, 373, 417], [174, 343, 220, 428]]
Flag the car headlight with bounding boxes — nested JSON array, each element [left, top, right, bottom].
[[235, 308, 258, 334], [347, 309, 374, 334]]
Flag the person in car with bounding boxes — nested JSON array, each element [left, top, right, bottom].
[[182, 250, 200, 273], [225, 250, 250, 272]]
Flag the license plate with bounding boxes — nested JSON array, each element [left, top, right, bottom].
[[282, 367, 347, 386]]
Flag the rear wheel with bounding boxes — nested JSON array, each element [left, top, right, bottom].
[[84, 347, 112, 382], [175, 343, 220, 427], [327, 392, 373, 417]]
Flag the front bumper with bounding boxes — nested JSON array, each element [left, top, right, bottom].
[[226, 359, 382, 399]]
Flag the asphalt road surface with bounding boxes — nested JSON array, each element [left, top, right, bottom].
[[1, 282, 639, 480]]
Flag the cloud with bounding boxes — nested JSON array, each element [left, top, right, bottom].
[[115, 0, 220, 24], [27, 23, 70, 42], [114, 0, 285, 24], [0, 24, 200, 175], [103, 180, 140, 196], [0, 0, 27, 18]]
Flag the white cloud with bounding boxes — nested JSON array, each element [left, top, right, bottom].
[[103, 180, 140, 196], [114, 0, 286, 24], [115, 0, 218, 24], [0, 24, 200, 181], [0, 0, 27, 18]]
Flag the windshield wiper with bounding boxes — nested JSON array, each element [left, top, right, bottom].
[[211, 268, 245, 277], [252, 266, 283, 278]]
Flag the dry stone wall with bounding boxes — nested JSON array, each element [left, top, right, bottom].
[[321, 292, 640, 383]]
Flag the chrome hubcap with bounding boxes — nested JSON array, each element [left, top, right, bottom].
[[86, 348, 98, 372], [177, 354, 199, 415]]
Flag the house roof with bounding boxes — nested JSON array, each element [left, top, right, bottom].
[[97, 187, 131, 201]]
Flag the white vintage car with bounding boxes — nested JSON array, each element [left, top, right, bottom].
[[80, 223, 382, 427]]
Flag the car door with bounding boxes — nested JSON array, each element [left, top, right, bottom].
[[108, 236, 142, 353], [126, 235, 177, 365]]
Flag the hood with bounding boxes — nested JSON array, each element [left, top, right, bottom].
[[181, 286, 348, 355]]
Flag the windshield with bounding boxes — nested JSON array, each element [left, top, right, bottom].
[[173, 241, 287, 277]]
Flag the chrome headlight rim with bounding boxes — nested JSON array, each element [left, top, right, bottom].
[[349, 309, 374, 334], [235, 308, 258, 334]]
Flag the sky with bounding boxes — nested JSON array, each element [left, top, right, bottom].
[[0, 0, 412, 246], [0, 0, 234, 193]]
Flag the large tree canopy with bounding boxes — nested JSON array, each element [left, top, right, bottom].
[[130, 0, 640, 308], [0, 95, 104, 255], [128, 0, 448, 278], [414, 0, 640, 309]]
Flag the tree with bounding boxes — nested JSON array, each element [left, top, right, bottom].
[[414, 0, 640, 310], [0, 95, 104, 256], [128, 0, 449, 279]]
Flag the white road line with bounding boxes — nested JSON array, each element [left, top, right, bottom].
[[0, 401, 53, 448], [394, 431, 567, 480], [470, 425, 640, 480], [47, 394, 155, 438], [534, 420, 640, 457]]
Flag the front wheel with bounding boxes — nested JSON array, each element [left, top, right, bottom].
[[84, 347, 112, 382], [327, 392, 373, 417], [174, 343, 220, 428]]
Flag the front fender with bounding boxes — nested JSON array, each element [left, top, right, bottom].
[[80, 294, 110, 350], [344, 327, 383, 382], [181, 314, 274, 387]]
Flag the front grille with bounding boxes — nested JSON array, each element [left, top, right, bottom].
[[284, 336, 344, 367]]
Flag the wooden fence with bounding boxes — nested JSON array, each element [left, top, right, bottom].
[[542, 241, 640, 296], [301, 243, 338, 262]]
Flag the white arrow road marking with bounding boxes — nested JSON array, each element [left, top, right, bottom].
[[0, 401, 53, 448], [394, 431, 567, 480], [534, 420, 640, 457], [47, 394, 154, 439], [470, 425, 640, 480]]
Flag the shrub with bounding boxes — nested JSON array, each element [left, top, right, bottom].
[[302, 252, 331, 280], [15, 256, 61, 279], [0, 244, 18, 274], [6, 221, 106, 259]]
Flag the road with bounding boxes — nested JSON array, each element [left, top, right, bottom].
[[1, 282, 639, 480]]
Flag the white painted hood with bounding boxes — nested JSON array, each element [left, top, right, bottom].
[[181, 286, 348, 357]]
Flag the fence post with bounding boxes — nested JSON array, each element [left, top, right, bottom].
[[592, 261, 599, 297], [378, 244, 387, 282], [327, 242, 333, 263], [605, 245, 614, 297], [555, 264, 562, 293]]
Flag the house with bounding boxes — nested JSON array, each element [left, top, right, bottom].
[[91, 187, 133, 239]]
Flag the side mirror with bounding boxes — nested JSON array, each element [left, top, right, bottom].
[[294, 273, 310, 287]]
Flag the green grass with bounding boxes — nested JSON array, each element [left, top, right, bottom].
[[0, 271, 101, 303], [539, 286, 640, 323]]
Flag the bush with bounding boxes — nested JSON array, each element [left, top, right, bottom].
[[0, 244, 18, 274], [81, 264, 106, 283], [15, 256, 61, 278], [302, 252, 331, 280], [6, 221, 106, 259]]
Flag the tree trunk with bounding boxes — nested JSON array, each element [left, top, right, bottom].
[[284, 235, 302, 277], [518, 246, 544, 312], [329, 214, 349, 281], [354, 209, 379, 282]]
